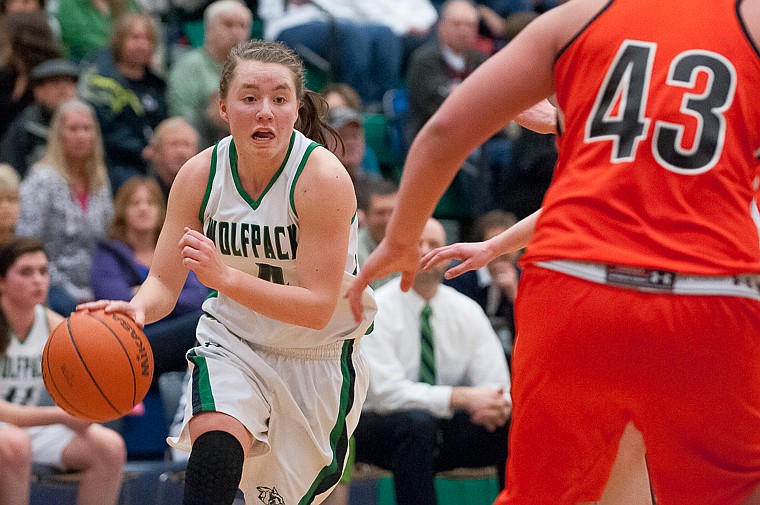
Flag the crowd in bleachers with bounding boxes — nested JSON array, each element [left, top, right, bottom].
[[0, 0, 566, 503]]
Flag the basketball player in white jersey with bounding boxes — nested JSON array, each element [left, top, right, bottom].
[[0, 237, 126, 505], [80, 40, 377, 505]]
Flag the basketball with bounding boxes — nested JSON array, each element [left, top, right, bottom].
[[42, 309, 154, 423]]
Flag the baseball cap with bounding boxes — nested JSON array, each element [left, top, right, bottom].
[[327, 107, 364, 130], [31, 59, 80, 84]]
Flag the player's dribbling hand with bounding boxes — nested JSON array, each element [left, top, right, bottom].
[[347, 238, 421, 322], [421, 241, 495, 280], [56, 408, 92, 432], [75, 300, 146, 328]]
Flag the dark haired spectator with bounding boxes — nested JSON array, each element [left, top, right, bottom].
[[91, 177, 208, 386], [55, 0, 140, 62], [78, 13, 168, 192], [0, 236, 126, 505], [0, 12, 61, 140], [16, 99, 113, 316], [357, 177, 398, 289], [0, 58, 79, 177], [444, 210, 519, 356]]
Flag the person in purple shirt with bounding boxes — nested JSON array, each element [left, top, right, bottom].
[[92, 177, 209, 387]]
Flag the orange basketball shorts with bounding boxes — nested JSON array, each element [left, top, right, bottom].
[[496, 265, 760, 505]]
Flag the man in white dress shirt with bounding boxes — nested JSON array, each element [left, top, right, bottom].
[[354, 217, 511, 505]]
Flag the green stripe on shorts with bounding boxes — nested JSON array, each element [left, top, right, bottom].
[[298, 340, 356, 504], [187, 348, 216, 413]]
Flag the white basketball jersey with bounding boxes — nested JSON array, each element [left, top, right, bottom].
[[0, 305, 49, 406], [199, 131, 376, 348]]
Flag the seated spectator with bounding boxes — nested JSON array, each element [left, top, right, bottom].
[[0, 0, 61, 35], [167, 0, 252, 128], [474, 0, 532, 50], [259, 0, 402, 107], [78, 13, 168, 192], [352, 0, 439, 70], [354, 217, 511, 505], [16, 99, 114, 316], [407, 0, 515, 225], [321, 82, 362, 111], [0, 58, 79, 178], [92, 177, 208, 386], [143, 116, 200, 200], [0, 12, 61, 140], [0, 237, 126, 505], [0, 164, 20, 243], [326, 106, 382, 199], [357, 177, 399, 289], [196, 89, 230, 149], [444, 210, 519, 357], [55, 0, 140, 62]]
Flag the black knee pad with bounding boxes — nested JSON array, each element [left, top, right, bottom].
[[183, 430, 244, 505]]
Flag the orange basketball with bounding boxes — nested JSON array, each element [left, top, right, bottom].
[[42, 309, 154, 423]]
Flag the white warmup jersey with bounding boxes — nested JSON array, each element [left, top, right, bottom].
[[0, 304, 48, 407], [1, 304, 75, 468], [198, 131, 376, 348]]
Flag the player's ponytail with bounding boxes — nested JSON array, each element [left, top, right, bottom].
[[296, 90, 342, 149]]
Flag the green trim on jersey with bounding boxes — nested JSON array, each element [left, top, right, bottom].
[[188, 348, 216, 413], [205, 290, 218, 300], [199, 143, 219, 224], [351, 212, 357, 224], [298, 339, 356, 504], [289, 141, 320, 218], [231, 133, 296, 211]]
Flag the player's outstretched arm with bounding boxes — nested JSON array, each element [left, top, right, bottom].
[[421, 209, 541, 279]]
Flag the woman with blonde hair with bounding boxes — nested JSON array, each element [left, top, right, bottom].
[[16, 98, 113, 316]]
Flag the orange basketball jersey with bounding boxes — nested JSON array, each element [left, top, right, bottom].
[[521, 0, 760, 275]]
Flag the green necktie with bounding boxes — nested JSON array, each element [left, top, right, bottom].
[[419, 303, 435, 385]]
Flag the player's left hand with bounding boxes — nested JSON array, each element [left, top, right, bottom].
[[179, 227, 229, 290]]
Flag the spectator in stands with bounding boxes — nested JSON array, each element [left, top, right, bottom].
[[0, 164, 20, 244], [0, 237, 127, 505], [0, 12, 61, 140], [406, 0, 487, 143], [196, 89, 230, 149], [326, 106, 381, 196], [321, 82, 362, 111], [55, 0, 140, 62], [16, 99, 113, 316], [353, 0, 439, 70], [144, 116, 200, 200], [0, 59, 79, 178], [354, 217, 511, 505], [78, 13, 167, 192], [167, 0, 252, 128], [92, 177, 208, 387], [357, 177, 399, 289], [258, 0, 402, 107], [444, 210, 519, 358]]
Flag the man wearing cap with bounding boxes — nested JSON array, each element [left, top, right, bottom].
[[0, 58, 79, 178], [326, 106, 383, 208]]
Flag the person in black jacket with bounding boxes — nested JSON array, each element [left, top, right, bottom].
[[78, 13, 168, 193]]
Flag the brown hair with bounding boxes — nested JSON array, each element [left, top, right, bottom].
[[108, 177, 166, 245], [219, 39, 340, 147], [0, 12, 60, 73], [0, 236, 46, 355], [320, 82, 362, 111], [108, 13, 158, 65], [474, 210, 518, 242]]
